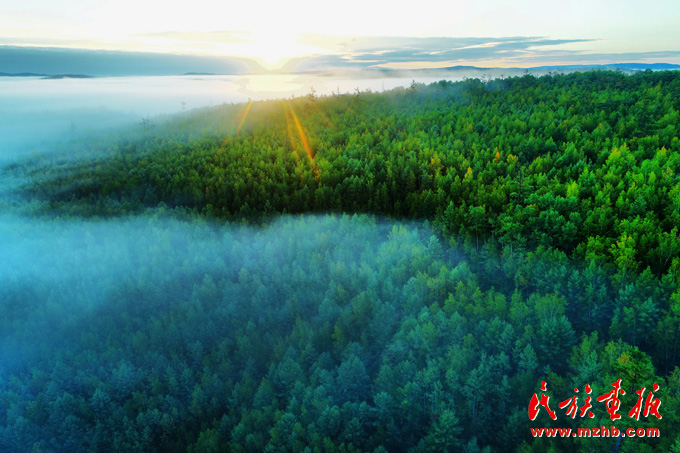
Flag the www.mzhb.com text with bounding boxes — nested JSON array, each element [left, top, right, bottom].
[[530, 426, 660, 438]]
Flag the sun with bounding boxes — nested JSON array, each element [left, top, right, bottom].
[[248, 31, 293, 69], [236, 30, 316, 71]]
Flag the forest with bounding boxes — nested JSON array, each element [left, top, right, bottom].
[[1, 69, 680, 451]]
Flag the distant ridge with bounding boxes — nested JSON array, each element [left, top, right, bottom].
[[286, 62, 680, 76], [0, 72, 48, 77], [0, 72, 95, 79], [526, 62, 680, 71], [41, 74, 95, 79], [411, 62, 680, 73], [440, 65, 491, 71]]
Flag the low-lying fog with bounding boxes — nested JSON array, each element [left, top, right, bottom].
[[0, 69, 456, 378], [0, 211, 441, 375], [0, 69, 525, 161]]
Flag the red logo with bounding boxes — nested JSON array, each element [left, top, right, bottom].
[[529, 380, 661, 421]]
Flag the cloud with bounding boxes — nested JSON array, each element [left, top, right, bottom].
[[280, 54, 371, 72], [0, 46, 251, 76], [505, 49, 680, 65], [294, 36, 595, 67], [0, 37, 94, 47], [283, 35, 677, 70], [3, 34, 678, 75], [135, 30, 251, 42]]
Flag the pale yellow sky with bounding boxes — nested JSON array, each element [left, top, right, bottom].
[[1, 0, 679, 69]]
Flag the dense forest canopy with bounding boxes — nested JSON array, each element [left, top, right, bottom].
[[1, 69, 680, 451]]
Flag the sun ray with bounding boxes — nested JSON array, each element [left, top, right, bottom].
[[286, 103, 320, 181], [218, 99, 253, 152], [235, 99, 253, 134], [283, 103, 303, 182]]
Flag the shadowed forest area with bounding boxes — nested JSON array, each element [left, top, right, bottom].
[[1, 70, 680, 451]]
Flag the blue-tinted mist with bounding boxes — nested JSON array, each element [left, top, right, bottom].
[[0, 212, 437, 385]]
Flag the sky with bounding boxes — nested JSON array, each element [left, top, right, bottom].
[[1, 0, 680, 70]]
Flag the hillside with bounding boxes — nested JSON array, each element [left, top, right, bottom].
[[3, 69, 680, 451]]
